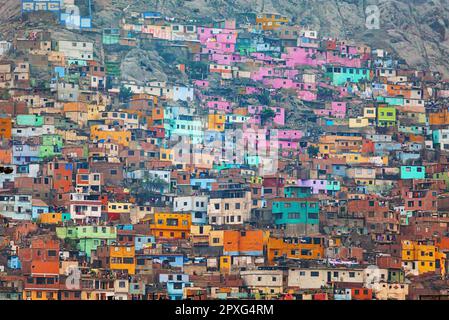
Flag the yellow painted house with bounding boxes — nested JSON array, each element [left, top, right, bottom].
[[150, 212, 191, 239], [107, 202, 132, 214], [110, 245, 136, 275], [159, 148, 174, 162], [87, 103, 107, 121], [209, 230, 224, 247], [220, 255, 231, 273], [38, 212, 63, 224], [90, 125, 131, 147], [208, 113, 226, 131], [349, 117, 370, 128], [402, 240, 446, 276]]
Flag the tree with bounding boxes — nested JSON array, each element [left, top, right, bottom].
[[307, 145, 320, 158], [257, 90, 271, 105], [125, 172, 169, 205], [119, 85, 133, 103], [260, 108, 276, 126], [186, 61, 209, 80], [0, 90, 10, 100]]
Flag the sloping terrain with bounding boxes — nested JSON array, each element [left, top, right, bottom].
[[1, 0, 449, 75]]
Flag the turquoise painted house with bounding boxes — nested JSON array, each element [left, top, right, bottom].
[[164, 116, 204, 144], [376, 96, 404, 106], [325, 65, 371, 86], [16, 115, 43, 127], [102, 28, 120, 45], [400, 166, 425, 179], [272, 198, 319, 230]]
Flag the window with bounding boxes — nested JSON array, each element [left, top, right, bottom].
[[123, 258, 134, 264], [48, 250, 57, 257], [173, 283, 183, 290]]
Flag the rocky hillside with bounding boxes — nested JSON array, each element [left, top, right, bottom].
[[2, 0, 449, 75]]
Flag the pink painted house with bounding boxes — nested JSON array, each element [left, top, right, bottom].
[[205, 40, 235, 54], [281, 47, 327, 68], [330, 102, 347, 118], [194, 80, 209, 88], [197, 27, 235, 44], [314, 109, 333, 117], [313, 102, 347, 118], [339, 87, 350, 98], [207, 99, 233, 113], [210, 53, 243, 65], [298, 90, 317, 101], [251, 66, 279, 81], [215, 32, 237, 44], [276, 129, 303, 140]]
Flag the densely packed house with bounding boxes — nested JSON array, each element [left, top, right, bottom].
[[1, 7, 449, 300]]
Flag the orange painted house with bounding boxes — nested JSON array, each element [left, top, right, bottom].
[[429, 109, 449, 126], [351, 287, 373, 300], [47, 161, 73, 194], [386, 84, 412, 98], [266, 236, 325, 264], [0, 149, 12, 164], [150, 212, 191, 240], [0, 117, 12, 139], [222, 230, 266, 256], [20, 238, 60, 300]]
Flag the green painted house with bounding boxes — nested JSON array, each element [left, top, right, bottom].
[[56, 225, 117, 259], [377, 106, 396, 127], [67, 59, 88, 67], [105, 61, 121, 77], [433, 171, 449, 190], [39, 134, 63, 158], [236, 34, 257, 56], [103, 28, 120, 45]]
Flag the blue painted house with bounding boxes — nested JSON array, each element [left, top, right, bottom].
[[400, 166, 425, 179]]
